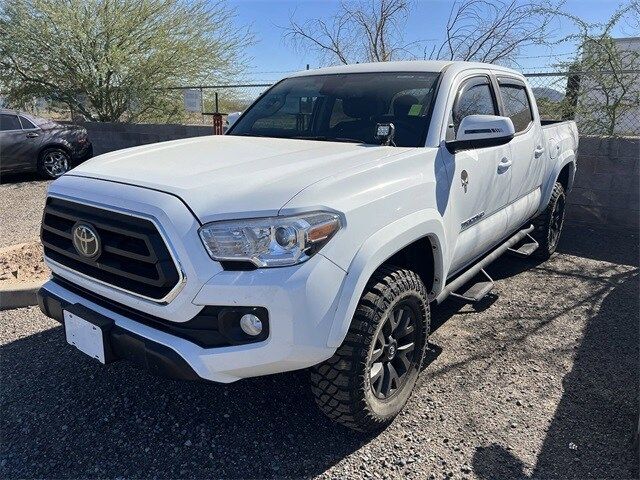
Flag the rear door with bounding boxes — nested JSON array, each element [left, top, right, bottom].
[[495, 77, 544, 230], [442, 73, 512, 275]]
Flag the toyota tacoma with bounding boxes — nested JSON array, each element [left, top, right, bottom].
[[37, 61, 578, 432]]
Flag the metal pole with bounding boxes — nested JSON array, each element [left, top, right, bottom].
[[215, 92, 219, 114], [200, 87, 204, 124]]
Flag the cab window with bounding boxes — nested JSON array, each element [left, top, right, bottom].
[[499, 83, 533, 132], [19, 116, 37, 129]]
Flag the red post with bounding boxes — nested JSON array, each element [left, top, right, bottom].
[[212, 113, 223, 135]]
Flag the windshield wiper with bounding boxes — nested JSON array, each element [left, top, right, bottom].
[[233, 133, 279, 138], [232, 133, 368, 144], [293, 135, 365, 144]]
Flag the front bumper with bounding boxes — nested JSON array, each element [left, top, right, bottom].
[[38, 287, 199, 381], [38, 251, 347, 383]]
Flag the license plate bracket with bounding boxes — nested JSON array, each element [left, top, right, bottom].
[[63, 305, 115, 364]]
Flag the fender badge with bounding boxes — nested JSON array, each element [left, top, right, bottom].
[[461, 170, 469, 193]]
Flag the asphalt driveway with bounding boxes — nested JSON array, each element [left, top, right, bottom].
[[1, 225, 638, 479]]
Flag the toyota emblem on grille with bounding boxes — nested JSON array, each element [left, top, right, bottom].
[[72, 223, 101, 259]]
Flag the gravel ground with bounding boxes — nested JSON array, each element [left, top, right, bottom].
[[1, 225, 638, 480], [0, 174, 50, 248]]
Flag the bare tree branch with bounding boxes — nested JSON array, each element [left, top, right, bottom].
[[283, 0, 412, 65], [283, 0, 560, 66], [429, 0, 560, 64]]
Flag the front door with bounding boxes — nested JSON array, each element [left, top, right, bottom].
[[0, 113, 27, 171], [440, 74, 512, 275]]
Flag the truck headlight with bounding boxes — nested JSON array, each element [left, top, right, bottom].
[[198, 212, 341, 267]]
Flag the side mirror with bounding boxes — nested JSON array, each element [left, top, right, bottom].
[[226, 111, 242, 128], [446, 115, 515, 153]]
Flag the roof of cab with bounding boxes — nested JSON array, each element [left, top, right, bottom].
[[287, 60, 523, 78]]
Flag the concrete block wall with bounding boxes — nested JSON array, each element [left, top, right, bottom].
[[567, 136, 639, 230], [81, 121, 213, 155]]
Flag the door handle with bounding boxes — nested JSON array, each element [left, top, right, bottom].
[[26, 132, 39, 138], [497, 157, 512, 173], [534, 146, 544, 158]]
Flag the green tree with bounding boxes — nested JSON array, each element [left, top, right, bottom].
[[558, 2, 640, 135], [0, 0, 253, 122]]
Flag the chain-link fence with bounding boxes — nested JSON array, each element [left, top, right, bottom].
[[524, 70, 640, 137], [7, 69, 640, 136], [169, 70, 640, 136], [161, 84, 272, 125]]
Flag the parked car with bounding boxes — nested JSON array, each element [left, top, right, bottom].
[[37, 61, 578, 432], [0, 109, 92, 179]]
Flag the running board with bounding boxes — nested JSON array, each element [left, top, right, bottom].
[[507, 233, 539, 257], [436, 225, 535, 304], [449, 269, 494, 302]]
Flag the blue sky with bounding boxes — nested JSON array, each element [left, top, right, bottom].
[[227, 0, 632, 82]]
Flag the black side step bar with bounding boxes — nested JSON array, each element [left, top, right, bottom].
[[507, 232, 540, 257], [449, 268, 495, 303], [436, 225, 535, 304]]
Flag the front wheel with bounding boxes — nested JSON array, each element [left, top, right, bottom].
[[310, 266, 430, 432], [38, 148, 70, 179]]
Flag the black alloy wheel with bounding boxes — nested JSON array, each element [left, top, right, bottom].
[[369, 302, 419, 399]]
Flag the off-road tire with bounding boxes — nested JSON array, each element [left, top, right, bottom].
[[310, 266, 430, 432], [531, 182, 566, 259]]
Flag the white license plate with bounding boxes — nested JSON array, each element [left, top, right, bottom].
[[64, 310, 106, 364]]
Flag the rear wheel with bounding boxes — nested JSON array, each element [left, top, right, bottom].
[[531, 182, 566, 259], [38, 148, 70, 179], [310, 266, 430, 432]]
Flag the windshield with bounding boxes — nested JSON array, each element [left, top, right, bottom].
[[228, 72, 440, 147]]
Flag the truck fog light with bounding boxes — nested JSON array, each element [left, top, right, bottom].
[[240, 314, 263, 336]]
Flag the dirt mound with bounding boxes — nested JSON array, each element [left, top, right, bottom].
[[0, 242, 50, 286]]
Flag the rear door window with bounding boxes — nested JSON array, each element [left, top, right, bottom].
[[19, 116, 37, 129], [499, 83, 534, 132], [0, 114, 22, 131]]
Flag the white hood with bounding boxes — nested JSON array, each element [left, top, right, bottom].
[[70, 135, 410, 223]]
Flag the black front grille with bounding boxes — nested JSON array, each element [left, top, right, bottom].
[[41, 197, 180, 300]]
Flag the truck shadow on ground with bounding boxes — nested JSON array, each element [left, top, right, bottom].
[[1, 226, 638, 479], [423, 225, 638, 479], [1, 327, 375, 479], [471, 268, 639, 479]]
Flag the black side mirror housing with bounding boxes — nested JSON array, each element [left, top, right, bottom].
[[445, 134, 514, 153]]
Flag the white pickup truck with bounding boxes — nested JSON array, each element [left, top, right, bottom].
[[37, 61, 578, 432]]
